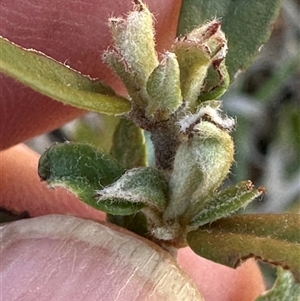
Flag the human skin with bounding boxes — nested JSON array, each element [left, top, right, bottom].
[[0, 1, 265, 300]]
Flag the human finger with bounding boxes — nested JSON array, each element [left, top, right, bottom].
[[0, 0, 182, 150]]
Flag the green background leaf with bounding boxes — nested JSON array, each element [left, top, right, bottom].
[[189, 181, 263, 228], [177, 0, 282, 79], [0, 36, 131, 115], [70, 114, 121, 154], [187, 214, 300, 282], [110, 119, 147, 169]]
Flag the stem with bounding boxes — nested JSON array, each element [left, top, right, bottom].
[[128, 106, 184, 171], [150, 119, 182, 170]]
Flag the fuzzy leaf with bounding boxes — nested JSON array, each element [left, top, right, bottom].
[[177, 0, 282, 79], [187, 214, 300, 282], [102, 50, 141, 104], [38, 143, 133, 213], [172, 40, 210, 107], [189, 181, 264, 228], [0, 36, 131, 115], [146, 52, 182, 120], [96, 167, 169, 213], [255, 267, 300, 301], [108, 0, 158, 87], [72, 114, 120, 154], [110, 118, 147, 169]]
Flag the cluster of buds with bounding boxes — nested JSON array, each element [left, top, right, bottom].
[[99, 1, 259, 242], [37, 1, 264, 246], [103, 0, 229, 122]]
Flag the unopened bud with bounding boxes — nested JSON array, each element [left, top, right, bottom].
[[172, 20, 228, 109], [107, 0, 158, 87], [164, 120, 234, 222]]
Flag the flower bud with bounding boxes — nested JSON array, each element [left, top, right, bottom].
[[172, 20, 228, 109], [107, 1, 158, 88], [164, 120, 234, 222]]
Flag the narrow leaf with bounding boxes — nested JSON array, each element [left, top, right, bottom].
[[255, 267, 300, 301], [110, 118, 147, 169], [96, 167, 169, 213], [38, 142, 130, 212], [187, 214, 300, 282], [172, 35, 211, 106], [177, 0, 282, 79], [189, 181, 264, 228], [0, 36, 131, 115], [103, 50, 140, 104], [146, 52, 182, 120]]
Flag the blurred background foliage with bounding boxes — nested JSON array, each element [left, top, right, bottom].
[[223, 0, 300, 215]]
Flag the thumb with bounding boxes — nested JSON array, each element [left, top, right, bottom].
[[2, 214, 204, 301]]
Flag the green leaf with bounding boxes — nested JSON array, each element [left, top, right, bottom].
[[0, 36, 131, 115], [189, 181, 264, 228], [96, 167, 169, 213], [110, 118, 147, 169], [107, 212, 149, 237], [71, 114, 120, 153], [255, 267, 300, 301], [187, 214, 300, 282], [38, 142, 127, 212], [177, 0, 282, 79], [198, 61, 230, 102], [146, 52, 182, 120], [173, 40, 210, 106]]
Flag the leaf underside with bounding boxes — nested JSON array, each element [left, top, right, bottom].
[[187, 214, 300, 282], [0, 36, 131, 115]]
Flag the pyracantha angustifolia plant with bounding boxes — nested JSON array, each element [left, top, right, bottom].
[[38, 1, 263, 249], [2, 0, 297, 293]]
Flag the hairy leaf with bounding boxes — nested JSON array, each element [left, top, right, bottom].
[[187, 214, 300, 282], [0, 36, 131, 114], [96, 167, 169, 213], [189, 181, 264, 228], [146, 52, 182, 120], [107, 0, 158, 87], [37, 143, 143, 215], [255, 267, 300, 301]]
